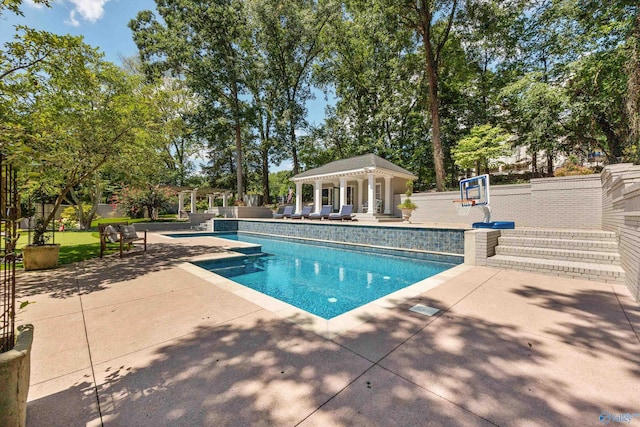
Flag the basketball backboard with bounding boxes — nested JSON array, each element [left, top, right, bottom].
[[459, 174, 490, 206]]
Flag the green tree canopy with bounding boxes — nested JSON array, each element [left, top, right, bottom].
[[452, 124, 511, 172]]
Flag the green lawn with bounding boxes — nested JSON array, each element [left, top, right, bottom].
[[15, 230, 117, 266], [12, 216, 175, 267], [91, 217, 156, 227]]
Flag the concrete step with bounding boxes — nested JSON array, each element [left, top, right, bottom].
[[499, 228, 617, 241], [486, 255, 625, 284], [497, 236, 619, 252], [495, 245, 621, 265]]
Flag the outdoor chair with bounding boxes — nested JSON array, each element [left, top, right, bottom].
[[99, 222, 147, 257], [309, 205, 332, 220], [273, 205, 294, 219], [272, 206, 285, 218], [290, 206, 313, 219], [328, 205, 356, 221]]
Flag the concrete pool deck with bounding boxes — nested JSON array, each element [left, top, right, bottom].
[[17, 232, 640, 426]]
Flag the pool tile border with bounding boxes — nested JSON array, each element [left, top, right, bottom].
[[212, 219, 465, 256]]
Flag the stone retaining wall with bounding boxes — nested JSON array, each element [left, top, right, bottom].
[[601, 164, 640, 301]]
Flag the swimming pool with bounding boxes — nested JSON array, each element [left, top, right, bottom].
[[191, 233, 458, 319]]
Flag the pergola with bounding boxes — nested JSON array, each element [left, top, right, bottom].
[[170, 186, 232, 215], [290, 154, 417, 217]]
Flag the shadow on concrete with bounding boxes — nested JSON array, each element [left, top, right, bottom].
[[327, 290, 640, 426], [511, 285, 640, 368], [16, 243, 227, 300], [23, 261, 640, 425]]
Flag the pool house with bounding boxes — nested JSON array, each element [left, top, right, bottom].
[[290, 153, 417, 219]]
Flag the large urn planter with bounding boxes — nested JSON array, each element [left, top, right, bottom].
[[400, 208, 415, 223], [0, 324, 34, 427], [22, 244, 60, 271]]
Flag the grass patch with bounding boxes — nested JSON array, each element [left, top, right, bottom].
[[15, 230, 120, 267], [91, 216, 179, 228]]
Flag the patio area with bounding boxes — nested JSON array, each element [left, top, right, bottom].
[[17, 232, 640, 426]]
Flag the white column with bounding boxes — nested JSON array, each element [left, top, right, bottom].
[[314, 180, 322, 213], [384, 176, 392, 215], [190, 190, 197, 213], [367, 174, 375, 214], [295, 181, 303, 213], [178, 192, 185, 215], [222, 192, 228, 207], [208, 194, 214, 212], [357, 179, 364, 213], [339, 177, 347, 207]]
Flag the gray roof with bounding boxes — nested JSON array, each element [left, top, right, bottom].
[[292, 154, 416, 180]]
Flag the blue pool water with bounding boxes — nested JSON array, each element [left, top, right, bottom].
[[192, 233, 457, 320]]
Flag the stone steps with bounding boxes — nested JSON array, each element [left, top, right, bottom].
[[190, 221, 211, 231], [497, 236, 619, 252], [498, 228, 617, 241], [487, 228, 625, 284], [495, 245, 621, 265]]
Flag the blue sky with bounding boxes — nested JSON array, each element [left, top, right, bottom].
[[1, 0, 157, 64]]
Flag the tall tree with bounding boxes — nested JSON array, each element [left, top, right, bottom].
[[452, 124, 511, 174], [3, 32, 154, 230], [249, 0, 336, 175], [130, 0, 251, 198], [394, 0, 459, 191]]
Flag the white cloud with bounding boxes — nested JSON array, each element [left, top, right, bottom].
[[23, 0, 48, 9], [64, 10, 80, 27], [67, 0, 111, 24]]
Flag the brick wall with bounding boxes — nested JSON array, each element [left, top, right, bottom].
[[601, 164, 640, 302], [405, 175, 602, 229]]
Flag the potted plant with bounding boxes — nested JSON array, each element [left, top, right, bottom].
[[397, 181, 418, 223], [22, 217, 60, 271]]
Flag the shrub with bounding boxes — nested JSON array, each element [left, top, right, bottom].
[[554, 156, 595, 176], [115, 185, 174, 219], [60, 204, 98, 229]]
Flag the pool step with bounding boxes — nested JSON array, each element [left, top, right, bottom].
[[487, 228, 625, 284]]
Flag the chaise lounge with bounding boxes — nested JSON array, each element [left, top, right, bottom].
[[328, 205, 356, 221], [290, 206, 313, 219], [273, 205, 294, 219], [309, 205, 332, 220]]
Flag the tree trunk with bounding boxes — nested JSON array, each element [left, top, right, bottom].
[[261, 148, 270, 205], [424, 38, 445, 190], [290, 122, 300, 175], [626, 9, 640, 161], [547, 153, 554, 177], [232, 82, 244, 199], [418, 4, 448, 191], [596, 114, 623, 162], [531, 152, 538, 176], [259, 112, 271, 205]]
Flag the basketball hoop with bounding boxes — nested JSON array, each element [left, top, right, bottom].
[[453, 199, 475, 216]]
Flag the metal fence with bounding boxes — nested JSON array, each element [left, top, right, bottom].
[[1, 154, 18, 353]]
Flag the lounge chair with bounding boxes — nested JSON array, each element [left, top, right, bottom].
[[272, 206, 285, 218], [309, 205, 332, 220], [290, 206, 312, 219], [274, 205, 294, 219], [328, 205, 356, 221]]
